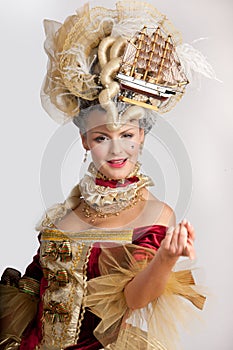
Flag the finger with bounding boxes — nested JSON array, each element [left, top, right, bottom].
[[184, 243, 196, 260], [166, 226, 174, 234], [170, 224, 180, 254], [162, 226, 174, 249], [181, 218, 188, 226], [187, 221, 195, 241], [181, 219, 196, 242], [189, 247, 196, 260], [183, 234, 196, 258], [178, 225, 188, 255], [181, 218, 190, 230]]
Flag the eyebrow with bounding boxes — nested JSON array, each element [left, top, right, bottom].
[[91, 131, 109, 136], [90, 127, 135, 136]]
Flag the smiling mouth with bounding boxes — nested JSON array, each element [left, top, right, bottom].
[[107, 159, 127, 168]]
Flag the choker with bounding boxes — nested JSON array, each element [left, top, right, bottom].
[[95, 176, 139, 188], [79, 162, 153, 220]]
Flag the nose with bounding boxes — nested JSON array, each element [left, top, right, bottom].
[[109, 139, 123, 155]]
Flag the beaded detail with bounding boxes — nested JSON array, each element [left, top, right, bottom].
[[79, 162, 153, 218]]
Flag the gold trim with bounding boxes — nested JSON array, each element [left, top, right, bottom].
[[18, 277, 40, 296], [40, 242, 93, 347], [75, 245, 92, 342], [41, 228, 133, 242], [120, 96, 159, 111]]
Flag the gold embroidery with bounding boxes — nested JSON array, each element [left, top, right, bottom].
[[41, 228, 133, 243], [75, 245, 92, 343], [39, 228, 133, 347], [40, 241, 93, 348]]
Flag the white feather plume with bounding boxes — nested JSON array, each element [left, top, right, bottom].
[[176, 43, 219, 83], [112, 18, 162, 38], [60, 44, 97, 85]]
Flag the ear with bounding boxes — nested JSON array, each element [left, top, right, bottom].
[[139, 128, 145, 144], [80, 133, 90, 151]]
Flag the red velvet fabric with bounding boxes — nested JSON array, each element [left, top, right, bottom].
[[95, 176, 139, 188], [19, 225, 167, 350]]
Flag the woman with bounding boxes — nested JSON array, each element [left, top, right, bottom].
[[0, 1, 210, 349]]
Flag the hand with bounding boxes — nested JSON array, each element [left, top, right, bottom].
[[159, 219, 196, 262], [181, 219, 196, 260]]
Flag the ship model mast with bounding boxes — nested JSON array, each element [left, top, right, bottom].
[[116, 26, 189, 111]]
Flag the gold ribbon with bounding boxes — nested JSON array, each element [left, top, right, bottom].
[[43, 301, 70, 324], [0, 335, 21, 350], [167, 269, 206, 310], [42, 240, 72, 262], [86, 244, 207, 349], [43, 268, 69, 286], [18, 276, 40, 296]]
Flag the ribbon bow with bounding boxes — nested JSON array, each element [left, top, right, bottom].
[[43, 268, 69, 286], [43, 301, 70, 324], [42, 240, 72, 262]]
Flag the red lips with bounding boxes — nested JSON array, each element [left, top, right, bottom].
[[107, 158, 127, 168]]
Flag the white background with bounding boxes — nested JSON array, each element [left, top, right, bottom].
[[0, 1, 232, 349]]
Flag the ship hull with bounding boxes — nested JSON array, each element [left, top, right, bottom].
[[117, 73, 176, 99]]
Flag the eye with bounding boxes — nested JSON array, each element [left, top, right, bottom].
[[94, 135, 108, 143], [122, 133, 134, 139]]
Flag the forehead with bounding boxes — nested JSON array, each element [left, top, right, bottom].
[[85, 110, 140, 133]]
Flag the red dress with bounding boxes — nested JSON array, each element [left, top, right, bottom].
[[19, 225, 167, 350]]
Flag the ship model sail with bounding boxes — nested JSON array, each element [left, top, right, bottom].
[[116, 26, 189, 111]]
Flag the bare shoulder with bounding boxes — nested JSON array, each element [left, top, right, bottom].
[[145, 190, 176, 227], [156, 201, 176, 227], [54, 211, 77, 231], [56, 206, 90, 232]]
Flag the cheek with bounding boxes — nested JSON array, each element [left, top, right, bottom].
[[122, 139, 140, 156], [90, 143, 109, 164]]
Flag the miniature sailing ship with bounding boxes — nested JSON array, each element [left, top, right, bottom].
[[116, 26, 189, 111]]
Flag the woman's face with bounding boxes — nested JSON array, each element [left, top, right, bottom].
[[81, 110, 144, 179]]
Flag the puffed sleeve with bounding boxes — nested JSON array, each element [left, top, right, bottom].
[[0, 234, 42, 349], [132, 225, 167, 262], [23, 249, 43, 282], [132, 225, 167, 250]]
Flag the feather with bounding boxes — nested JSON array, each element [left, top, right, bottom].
[[176, 43, 220, 83], [112, 18, 162, 38], [60, 45, 96, 84]]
